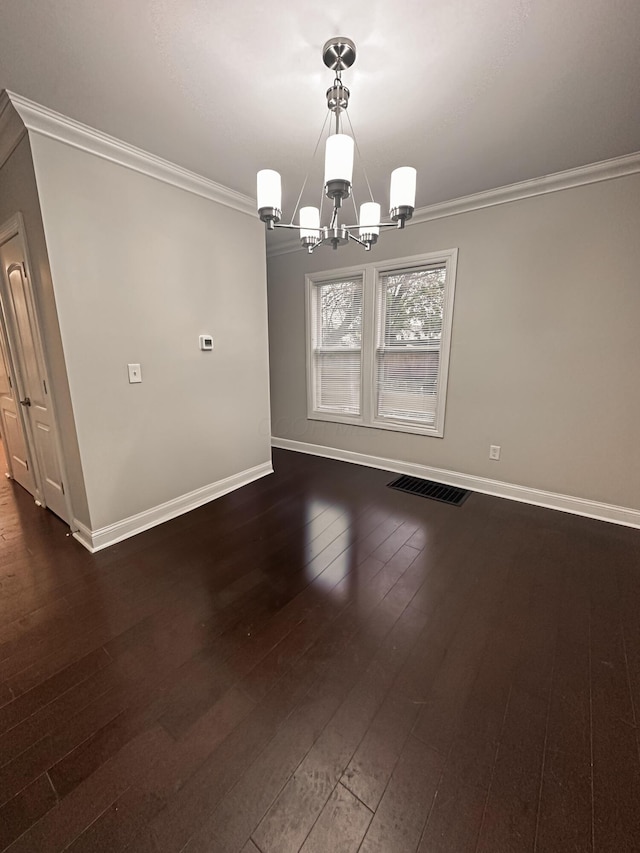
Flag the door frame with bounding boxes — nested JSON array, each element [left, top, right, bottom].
[[0, 212, 74, 526]]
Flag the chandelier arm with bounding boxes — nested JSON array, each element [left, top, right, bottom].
[[288, 110, 332, 225], [335, 220, 400, 230], [272, 223, 308, 231], [346, 231, 369, 248], [344, 111, 375, 204]]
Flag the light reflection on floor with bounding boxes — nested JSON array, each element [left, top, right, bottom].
[[304, 497, 352, 603]]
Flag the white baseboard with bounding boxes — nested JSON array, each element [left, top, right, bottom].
[[72, 461, 274, 552], [71, 519, 95, 551], [272, 438, 640, 530]]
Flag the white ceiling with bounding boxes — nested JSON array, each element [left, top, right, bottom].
[[1, 0, 639, 216]]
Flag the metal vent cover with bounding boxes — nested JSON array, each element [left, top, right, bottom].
[[388, 475, 470, 506]]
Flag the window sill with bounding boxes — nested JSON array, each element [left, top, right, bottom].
[[308, 411, 444, 438]]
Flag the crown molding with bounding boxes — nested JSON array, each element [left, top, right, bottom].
[[0, 90, 27, 170], [4, 91, 256, 217], [266, 150, 640, 258], [410, 151, 640, 225]]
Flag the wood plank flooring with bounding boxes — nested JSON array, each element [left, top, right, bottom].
[[0, 444, 639, 852]]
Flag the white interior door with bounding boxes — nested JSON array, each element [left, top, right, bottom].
[[0, 330, 36, 496], [0, 229, 68, 522]]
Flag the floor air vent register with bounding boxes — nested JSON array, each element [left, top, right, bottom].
[[388, 475, 470, 506]]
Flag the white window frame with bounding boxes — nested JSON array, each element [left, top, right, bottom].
[[306, 249, 458, 438], [306, 272, 365, 426]]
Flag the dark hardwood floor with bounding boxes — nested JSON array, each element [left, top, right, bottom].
[[0, 442, 639, 852]]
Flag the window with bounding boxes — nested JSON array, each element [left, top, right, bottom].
[[306, 250, 457, 437], [309, 276, 363, 417]]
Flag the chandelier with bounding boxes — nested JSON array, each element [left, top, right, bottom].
[[256, 37, 417, 253]]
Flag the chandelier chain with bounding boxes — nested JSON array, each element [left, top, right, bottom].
[[345, 110, 375, 205], [288, 110, 331, 225], [350, 184, 359, 226]]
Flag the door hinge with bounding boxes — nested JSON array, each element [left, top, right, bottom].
[[8, 375, 12, 389], [61, 481, 65, 495], [43, 378, 47, 395], [25, 459, 29, 471], [22, 262, 27, 277]]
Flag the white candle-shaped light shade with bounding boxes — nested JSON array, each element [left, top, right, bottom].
[[359, 202, 381, 237], [299, 206, 320, 239], [257, 169, 282, 211], [324, 134, 354, 184], [389, 167, 417, 210]]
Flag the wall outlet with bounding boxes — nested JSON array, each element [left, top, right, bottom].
[[127, 363, 142, 383], [489, 445, 501, 460]]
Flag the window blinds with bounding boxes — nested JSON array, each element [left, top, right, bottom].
[[375, 265, 446, 425], [312, 278, 363, 416]]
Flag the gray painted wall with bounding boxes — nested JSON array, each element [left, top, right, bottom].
[[30, 133, 272, 531], [267, 173, 640, 511]]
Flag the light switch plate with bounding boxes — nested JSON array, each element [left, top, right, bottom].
[[128, 363, 142, 383]]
